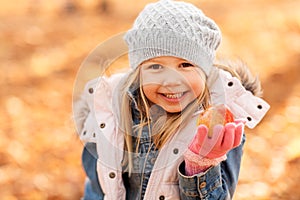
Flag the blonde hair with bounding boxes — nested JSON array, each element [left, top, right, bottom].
[[118, 67, 210, 175], [116, 59, 262, 175]]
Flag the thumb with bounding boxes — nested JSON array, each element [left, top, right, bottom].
[[188, 125, 208, 154], [196, 125, 209, 141]]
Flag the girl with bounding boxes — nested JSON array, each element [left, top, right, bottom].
[[74, 0, 270, 199]]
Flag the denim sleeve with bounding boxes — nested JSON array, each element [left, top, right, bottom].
[[82, 143, 104, 200], [178, 134, 246, 200]]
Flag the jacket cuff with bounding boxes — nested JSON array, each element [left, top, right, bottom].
[[178, 161, 223, 198]]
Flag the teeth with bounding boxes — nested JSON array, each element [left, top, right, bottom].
[[164, 92, 184, 99]]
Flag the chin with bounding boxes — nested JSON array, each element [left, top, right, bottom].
[[163, 106, 185, 113]]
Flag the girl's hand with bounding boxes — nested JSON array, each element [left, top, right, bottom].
[[188, 120, 244, 159]]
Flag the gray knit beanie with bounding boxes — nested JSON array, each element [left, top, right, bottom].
[[124, 0, 222, 76]]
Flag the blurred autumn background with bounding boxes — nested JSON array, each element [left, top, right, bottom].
[[1, 0, 300, 199]]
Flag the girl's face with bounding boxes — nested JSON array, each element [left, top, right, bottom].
[[140, 56, 206, 113]]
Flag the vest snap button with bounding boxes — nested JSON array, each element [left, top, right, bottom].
[[100, 123, 106, 129], [109, 172, 116, 179], [88, 88, 94, 94], [257, 105, 262, 109], [173, 148, 179, 154], [159, 195, 165, 200]]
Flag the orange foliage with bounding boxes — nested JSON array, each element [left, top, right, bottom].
[[1, 0, 300, 199]]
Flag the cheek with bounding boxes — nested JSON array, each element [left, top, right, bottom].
[[142, 73, 164, 87], [191, 83, 205, 98], [187, 72, 206, 97], [141, 71, 163, 101], [142, 84, 157, 101]]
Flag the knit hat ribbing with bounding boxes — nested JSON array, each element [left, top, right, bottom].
[[124, 0, 222, 75]]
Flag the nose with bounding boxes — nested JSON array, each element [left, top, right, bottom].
[[161, 68, 183, 86]]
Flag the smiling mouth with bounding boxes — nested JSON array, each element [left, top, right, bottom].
[[162, 92, 185, 99]]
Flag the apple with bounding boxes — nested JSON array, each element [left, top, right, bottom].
[[197, 104, 234, 138]]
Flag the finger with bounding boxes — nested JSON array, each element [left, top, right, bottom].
[[222, 123, 235, 150], [234, 118, 247, 125], [211, 124, 225, 147], [199, 125, 224, 157], [196, 125, 209, 142], [233, 123, 244, 147], [188, 125, 208, 153]]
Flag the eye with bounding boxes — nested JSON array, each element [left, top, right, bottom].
[[148, 64, 163, 70], [180, 62, 194, 68]]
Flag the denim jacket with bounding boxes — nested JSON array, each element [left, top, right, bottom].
[[81, 138, 245, 200], [75, 73, 247, 200]]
